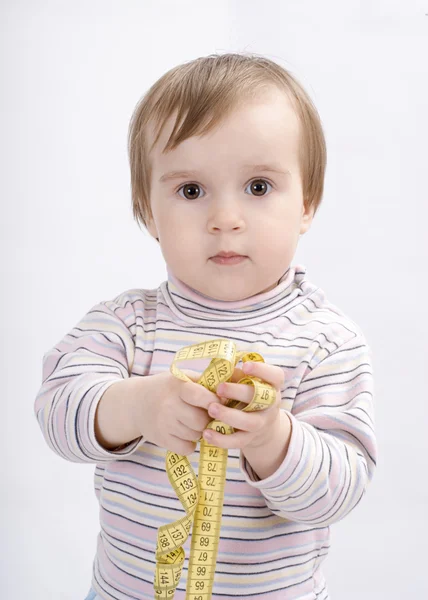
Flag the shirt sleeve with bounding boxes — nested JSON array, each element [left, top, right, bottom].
[[239, 333, 377, 527], [34, 300, 143, 463]]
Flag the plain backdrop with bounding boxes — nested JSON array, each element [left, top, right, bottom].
[[1, 1, 428, 599]]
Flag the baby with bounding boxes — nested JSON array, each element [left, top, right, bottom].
[[34, 52, 377, 600]]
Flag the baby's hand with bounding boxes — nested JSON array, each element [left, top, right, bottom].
[[202, 361, 284, 450], [131, 370, 223, 456]]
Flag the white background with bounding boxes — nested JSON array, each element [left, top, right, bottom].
[[1, 1, 428, 598]]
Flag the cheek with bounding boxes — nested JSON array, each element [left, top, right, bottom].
[[158, 201, 196, 228], [266, 205, 302, 238], [252, 216, 292, 247], [155, 207, 181, 238], [159, 219, 199, 262]]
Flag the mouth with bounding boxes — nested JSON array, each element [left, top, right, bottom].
[[210, 252, 247, 265]]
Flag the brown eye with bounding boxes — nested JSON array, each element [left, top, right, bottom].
[[177, 178, 272, 200], [247, 179, 271, 196], [178, 183, 203, 200]]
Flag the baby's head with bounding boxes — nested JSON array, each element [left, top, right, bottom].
[[128, 53, 326, 301]]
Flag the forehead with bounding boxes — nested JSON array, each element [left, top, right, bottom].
[[149, 89, 300, 173]]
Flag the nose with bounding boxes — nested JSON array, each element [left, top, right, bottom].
[[207, 196, 246, 233]]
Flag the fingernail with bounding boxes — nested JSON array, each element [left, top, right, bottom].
[[217, 384, 225, 395], [203, 430, 212, 442], [243, 362, 253, 373]]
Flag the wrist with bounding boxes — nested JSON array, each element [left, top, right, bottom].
[[242, 411, 292, 480], [95, 377, 142, 450]]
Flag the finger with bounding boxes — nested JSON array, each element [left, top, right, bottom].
[[179, 403, 212, 432], [241, 361, 285, 389], [181, 366, 247, 397], [207, 402, 264, 433], [180, 380, 222, 410], [182, 367, 243, 386], [230, 367, 245, 383], [216, 381, 255, 405], [202, 428, 250, 450], [180, 368, 206, 383], [175, 420, 203, 442]]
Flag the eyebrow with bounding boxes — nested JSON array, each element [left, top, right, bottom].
[[159, 164, 291, 183]]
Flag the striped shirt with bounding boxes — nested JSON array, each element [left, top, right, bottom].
[[34, 264, 377, 600]]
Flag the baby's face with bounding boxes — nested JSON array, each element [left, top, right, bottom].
[[147, 87, 314, 301]]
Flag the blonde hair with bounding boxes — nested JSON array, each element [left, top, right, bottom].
[[128, 52, 327, 230]]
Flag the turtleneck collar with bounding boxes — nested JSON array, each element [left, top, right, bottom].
[[159, 264, 317, 328]]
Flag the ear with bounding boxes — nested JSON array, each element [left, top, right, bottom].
[[300, 202, 315, 235]]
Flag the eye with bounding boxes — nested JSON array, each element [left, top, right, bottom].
[[177, 183, 205, 201], [245, 178, 273, 197], [177, 178, 273, 201]]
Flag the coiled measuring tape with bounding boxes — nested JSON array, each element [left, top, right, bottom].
[[154, 338, 276, 599]]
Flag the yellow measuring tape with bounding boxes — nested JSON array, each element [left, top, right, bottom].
[[154, 339, 276, 599]]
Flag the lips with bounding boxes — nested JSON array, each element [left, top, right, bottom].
[[212, 251, 245, 258], [210, 252, 247, 265]]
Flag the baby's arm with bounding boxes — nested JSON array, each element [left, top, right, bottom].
[[34, 300, 142, 463], [94, 376, 142, 449], [240, 333, 377, 527]]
